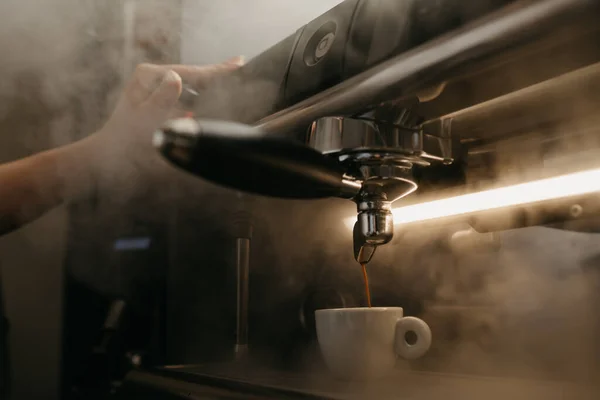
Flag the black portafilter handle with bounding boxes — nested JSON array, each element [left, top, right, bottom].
[[153, 118, 361, 199]]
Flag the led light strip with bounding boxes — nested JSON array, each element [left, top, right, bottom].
[[344, 168, 600, 229]]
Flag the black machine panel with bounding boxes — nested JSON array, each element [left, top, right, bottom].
[[283, 0, 360, 106], [345, 0, 511, 77], [192, 0, 513, 128], [194, 29, 304, 124]]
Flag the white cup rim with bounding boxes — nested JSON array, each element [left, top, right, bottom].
[[315, 306, 403, 314]]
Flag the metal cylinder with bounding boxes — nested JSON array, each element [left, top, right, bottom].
[[235, 237, 250, 359], [356, 206, 394, 246]]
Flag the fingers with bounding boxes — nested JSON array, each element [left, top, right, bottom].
[[125, 57, 244, 109], [226, 55, 245, 66], [124, 63, 169, 108], [159, 56, 245, 87], [140, 70, 183, 123]]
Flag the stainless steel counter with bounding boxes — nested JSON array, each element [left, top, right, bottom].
[[119, 362, 599, 400]]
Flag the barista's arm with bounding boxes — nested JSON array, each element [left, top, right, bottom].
[[0, 58, 243, 237], [0, 138, 94, 235]]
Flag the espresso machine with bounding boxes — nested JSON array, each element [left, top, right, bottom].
[[116, 0, 600, 398]]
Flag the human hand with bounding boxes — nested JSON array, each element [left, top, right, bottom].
[[82, 57, 244, 199], [97, 56, 244, 148]]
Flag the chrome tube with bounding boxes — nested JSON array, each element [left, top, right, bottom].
[[235, 237, 250, 359], [422, 61, 600, 141]]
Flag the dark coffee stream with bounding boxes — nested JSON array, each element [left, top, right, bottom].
[[360, 263, 372, 308]]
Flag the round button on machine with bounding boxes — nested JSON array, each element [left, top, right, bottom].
[[303, 21, 337, 66], [315, 32, 335, 60]]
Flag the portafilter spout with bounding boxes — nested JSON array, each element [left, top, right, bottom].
[[352, 165, 417, 264], [307, 116, 436, 265]]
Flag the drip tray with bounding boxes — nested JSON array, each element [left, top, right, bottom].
[[121, 362, 599, 400]]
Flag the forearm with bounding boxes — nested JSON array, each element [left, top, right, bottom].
[[0, 138, 96, 236]]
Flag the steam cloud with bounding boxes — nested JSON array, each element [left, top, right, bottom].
[[2, 0, 600, 398]]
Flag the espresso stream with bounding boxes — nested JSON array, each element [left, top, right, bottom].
[[361, 263, 372, 307]]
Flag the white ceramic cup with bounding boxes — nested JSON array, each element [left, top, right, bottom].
[[315, 307, 432, 380]]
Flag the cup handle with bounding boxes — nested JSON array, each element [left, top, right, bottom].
[[395, 316, 432, 360]]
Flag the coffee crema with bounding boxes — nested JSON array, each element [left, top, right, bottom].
[[360, 262, 372, 308]]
